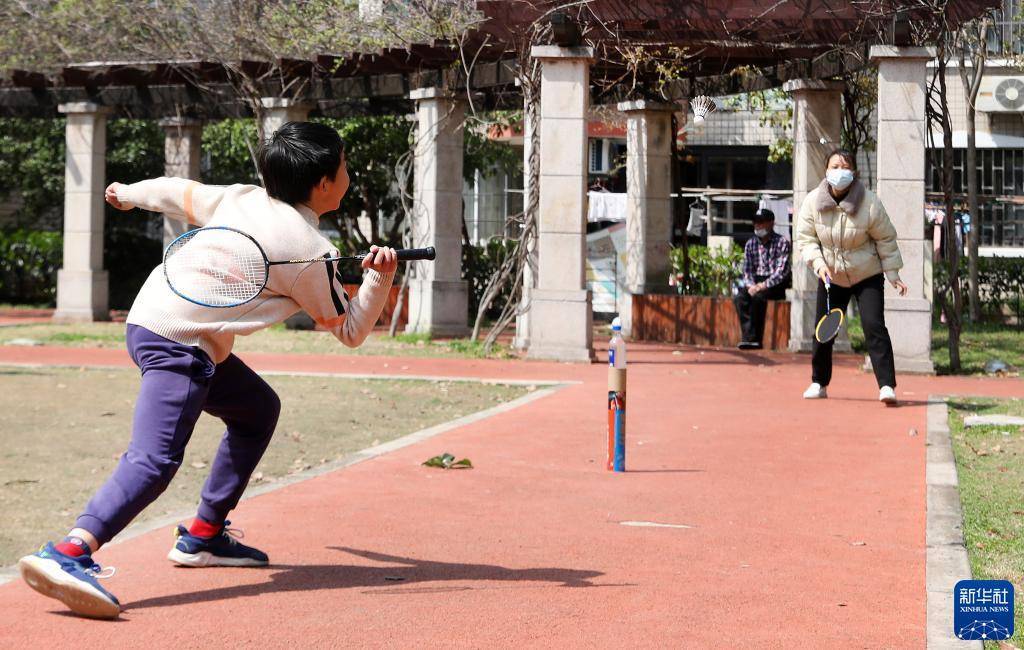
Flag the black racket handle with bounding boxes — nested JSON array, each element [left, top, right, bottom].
[[396, 246, 435, 261]]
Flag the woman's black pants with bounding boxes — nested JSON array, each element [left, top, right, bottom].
[[812, 273, 897, 388]]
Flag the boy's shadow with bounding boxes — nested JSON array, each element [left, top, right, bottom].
[[126, 547, 611, 611]]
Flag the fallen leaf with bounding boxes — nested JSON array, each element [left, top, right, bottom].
[[250, 472, 264, 483], [190, 461, 207, 469], [851, 541, 867, 546], [423, 453, 473, 469], [99, 411, 115, 417], [908, 428, 918, 437]]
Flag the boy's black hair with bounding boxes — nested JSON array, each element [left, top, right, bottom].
[[257, 122, 345, 204]]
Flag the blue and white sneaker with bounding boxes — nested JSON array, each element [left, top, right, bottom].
[[167, 522, 269, 567], [18, 543, 120, 619]]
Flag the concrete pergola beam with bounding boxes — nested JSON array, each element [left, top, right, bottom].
[[405, 87, 470, 336], [159, 117, 203, 247], [54, 102, 113, 323], [871, 45, 936, 374], [526, 45, 595, 362], [616, 100, 677, 337]]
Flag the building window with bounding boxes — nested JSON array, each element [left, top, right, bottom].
[[928, 147, 1024, 247], [993, 0, 1024, 55]]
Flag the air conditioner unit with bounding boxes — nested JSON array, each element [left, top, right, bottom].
[[976, 76, 1024, 112]]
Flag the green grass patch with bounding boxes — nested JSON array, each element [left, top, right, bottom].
[[846, 316, 1022, 376], [948, 397, 1024, 646], [0, 365, 529, 566], [0, 322, 516, 359], [932, 322, 1024, 376]]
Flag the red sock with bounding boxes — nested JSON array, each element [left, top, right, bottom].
[[55, 537, 91, 557], [189, 518, 222, 538]]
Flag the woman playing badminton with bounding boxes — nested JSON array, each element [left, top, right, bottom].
[[18, 122, 400, 619], [796, 149, 907, 405]]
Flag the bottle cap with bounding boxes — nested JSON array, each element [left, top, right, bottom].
[[611, 316, 621, 331]]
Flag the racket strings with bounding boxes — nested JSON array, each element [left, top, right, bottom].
[[165, 230, 268, 307]]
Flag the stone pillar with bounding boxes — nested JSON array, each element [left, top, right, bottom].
[[159, 117, 203, 247], [513, 94, 538, 350], [527, 45, 595, 362], [871, 46, 936, 373], [260, 98, 312, 139], [405, 87, 469, 336], [616, 100, 675, 337], [54, 102, 112, 323], [783, 80, 844, 352]]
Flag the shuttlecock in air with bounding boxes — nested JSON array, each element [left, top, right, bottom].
[[691, 95, 715, 125]]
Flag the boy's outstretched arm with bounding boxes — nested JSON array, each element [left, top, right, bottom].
[[288, 245, 398, 348], [105, 178, 229, 226]]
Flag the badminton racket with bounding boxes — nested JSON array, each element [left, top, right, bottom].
[[163, 226, 434, 308], [814, 279, 844, 343]]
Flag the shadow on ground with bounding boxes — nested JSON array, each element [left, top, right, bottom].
[[125, 547, 618, 612]]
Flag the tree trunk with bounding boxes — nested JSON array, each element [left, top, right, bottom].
[[966, 105, 981, 322], [388, 270, 409, 337], [937, 53, 962, 372]]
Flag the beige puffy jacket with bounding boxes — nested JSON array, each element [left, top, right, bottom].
[[796, 178, 903, 288]]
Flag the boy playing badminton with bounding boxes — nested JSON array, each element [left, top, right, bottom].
[[18, 122, 397, 619]]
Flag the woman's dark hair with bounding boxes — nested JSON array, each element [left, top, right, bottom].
[[257, 121, 345, 204], [823, 148, 857, 171]]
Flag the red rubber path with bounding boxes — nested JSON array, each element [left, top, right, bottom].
[[0, 342, 1019, 647]]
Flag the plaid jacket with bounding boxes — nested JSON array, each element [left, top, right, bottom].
[[743, 232, 791, 289]]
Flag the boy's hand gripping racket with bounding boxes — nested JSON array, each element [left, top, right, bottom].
[[163, 226, 435, 308], [814, 279, 844, 343]]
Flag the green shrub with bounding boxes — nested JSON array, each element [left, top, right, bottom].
[[668, 243, 745, 297], [0, 229, 62, 305], [934, 256, 1024, 325], [463, 238, 517, 320]]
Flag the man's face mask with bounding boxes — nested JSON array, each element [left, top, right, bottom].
[[754, 227, 770, 238], [826, 168, 855, 191]]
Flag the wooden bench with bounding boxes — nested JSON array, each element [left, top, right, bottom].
[[632, 294, 790, 350]]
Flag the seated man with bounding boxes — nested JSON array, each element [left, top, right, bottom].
[[734, 208, 791, 350]]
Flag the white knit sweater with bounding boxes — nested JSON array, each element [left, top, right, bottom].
[[117, 177, 395, 363]]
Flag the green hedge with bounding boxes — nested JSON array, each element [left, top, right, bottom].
[[934, 256, 1024, 325], [668, 244, 745, 297], [0, 229, 62, 304], [463, 239, 517, 320]]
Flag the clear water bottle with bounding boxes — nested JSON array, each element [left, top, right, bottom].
[[609, 317, 627, 369]]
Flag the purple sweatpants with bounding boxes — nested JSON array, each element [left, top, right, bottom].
[[76, 325, 280, 545]]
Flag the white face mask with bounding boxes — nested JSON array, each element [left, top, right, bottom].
[[754, 228, 770, 238], [826, 168, 855, 191]]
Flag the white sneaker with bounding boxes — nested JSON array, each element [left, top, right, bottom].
[[879, 386, 898, 405], [803, 383, 827, 399]]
